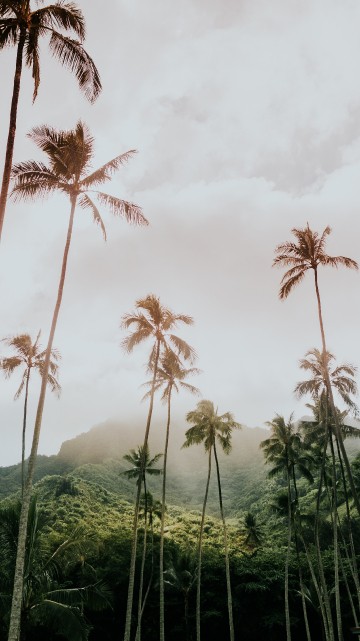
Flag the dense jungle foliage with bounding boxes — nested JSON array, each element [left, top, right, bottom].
[[1, 420, 360, 640]]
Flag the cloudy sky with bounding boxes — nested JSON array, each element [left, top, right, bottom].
[[1, 0, 360, 466]]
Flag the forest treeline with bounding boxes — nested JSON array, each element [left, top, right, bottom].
[[1, 2, 360, 641]]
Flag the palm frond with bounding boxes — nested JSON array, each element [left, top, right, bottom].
[[34, 2, 85, 39], [49, 31, 101, 102], [95, 191, 147, 226], [168, 334, 196, 363], [78, 194, 107, 240], [80, 150, 137, 188], [0, 356, 22, 377], [0, 18, 18, 48]]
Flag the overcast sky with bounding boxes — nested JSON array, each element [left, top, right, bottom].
[[1, 0, 360, 466]]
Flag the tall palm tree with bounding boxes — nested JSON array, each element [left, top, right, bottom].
[[0, 332, 60, 492], [121, 294, 195, 641], [261, 414, 314, 641], [273, 224, 360, 517], [143, 349, 200, 641], [7, 121, 146, 641], [122, 446, 162, 641], [0, 0, 101, 241], [183, 399, 240, 641], [296, 351, 359, 640]]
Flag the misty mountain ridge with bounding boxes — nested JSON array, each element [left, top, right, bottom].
[[1, 417, 360, 515]]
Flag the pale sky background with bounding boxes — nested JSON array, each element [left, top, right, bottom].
[[1, 0, 360, 466]]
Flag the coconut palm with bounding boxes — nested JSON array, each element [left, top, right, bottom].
[[7, 121, 146, 641], [273, 224, 360, 518], [121, 294, 195, 641], [261, 414, 314, 641], [0, 0, 101, 241], [123, 446, 162, 641], [295, 348, 358, 413], [0, 332, 60, 493], [143, 349, 200, 641], [296, 353, 360, 641], [241, 512, 264, 551], [183, 399, 240, 641]]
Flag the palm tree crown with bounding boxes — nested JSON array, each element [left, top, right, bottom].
[[0, 0, 101, 102], [295, 348, 358, 413], [121, 294, 196, 368], [11, 121, 147, 232], [143, 349, 200, 402], [122, 445, 162, 488], [183, 399, 240, 454], [1, 332, 60, 398], [273, 223, 358, 300]]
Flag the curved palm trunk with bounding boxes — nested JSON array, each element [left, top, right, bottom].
[[0, 29, 26, 242], [213, 443, 234, 641], [123, 340, 161, 641], [21, 369, 31, 496], [7, 195, 77, 641], [196, 447, 212, 641], [160, 386, 172, 641], [313, 270, 360, 517]]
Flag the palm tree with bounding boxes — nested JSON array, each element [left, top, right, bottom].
[[143, 349, 200, 641], [122, 446, 162, 641], [295, 348, 358, 413], [260, 414, 314, 641], [0, 332, 60, 493], [121, 294, 195, 641], [296, 351, 360, 640], [0, 0, 101, 241], [7, 121, 146, 641], [273, 224, 360, 517], [183, 399, 240, 641], [241, 512, 264, 551]]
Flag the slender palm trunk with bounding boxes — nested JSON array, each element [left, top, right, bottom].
[[335, 434, 360, 611], [291, 469, 312, 641], [285, 469, 292, 641], [213, 443, 234, 641], [137, 511, 155, 637], [314, 427, 335, 641], [21, 370, 31, 496], [0, 29, 26, 242], [160, 386, 172, 641], [7, 195, 77, 641], [135, 481, 148, 641], [328, 431, 342, 641], [123, 340, 161, 641], [196, 447, 212, 641], [313, 269, 360, 517]]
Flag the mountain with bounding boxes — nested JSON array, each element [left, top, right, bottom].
[[0, 419, 270, 513]]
